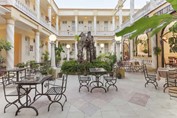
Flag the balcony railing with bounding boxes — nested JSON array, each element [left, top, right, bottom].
[[0, 0, 58, 35], [59, 31, 114, 37], [15, 0, 37, 20], [40, 17, 49, 29], [59, 31, 75, 36], [133, 57, 152, 66], [96, 31, 114, 36], [116, 0, 167, 32]]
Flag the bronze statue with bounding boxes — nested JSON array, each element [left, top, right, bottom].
[[77, 31, 96, 63]]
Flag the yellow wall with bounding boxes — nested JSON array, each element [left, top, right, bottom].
[[14, 33, 22, 65]]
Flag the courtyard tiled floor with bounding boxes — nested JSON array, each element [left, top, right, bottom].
[[0, 72, 177, 118]]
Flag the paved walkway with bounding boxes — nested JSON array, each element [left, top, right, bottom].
[[0, 72, 177, 118]]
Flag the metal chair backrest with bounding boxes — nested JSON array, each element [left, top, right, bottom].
[[2, 75, 18, 101], [60, 74, 68, 94], [142, 64, 148, 78]]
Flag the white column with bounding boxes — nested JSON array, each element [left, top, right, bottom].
[[95, 41, 98, 56], [129, 0, 134, 60], [119, 8, 123, 30], [112, 16, 115, 31], [56, 15, 59, 31], [151, 35, 157, 68], [35, 32, 40, 62], [36, 0, 40, 19], [75, 41, 78, 60], [48, 41, 51, 60], [56, 41, 58, 48], [130, 0, 135, 24], [130, 40, 133, 59], [48, 6, 51, 28], [6, 19, 15, 69], [51, 42, 56, 68], [75, 16, 78, 34], [94, 16, 97, 35], [67, 48, 70, 61], [113, 42, 116, 55], [117, 43, 121, 61]]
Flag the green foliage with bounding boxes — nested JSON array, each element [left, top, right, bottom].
[[115, 0, 177, 39], [96, 53, 116, 71], [61, 60, 111, 74], [26, 60, 39, 69], [0, 55, 5, 64], [16, 62, 26, 68], [0, 39, 12, 67], [55, 44, 64, 65], [0, 39, 12, 51], [42, 51, 49, 62], [116, 14, 174, 39], [74, 35, 80, 41], [143, 49, 148, 53], [61, 60, 78, 74], [153, 46, 161, 55], [168, 36, 177, 52], [167, 0, 177, 11], [169, 22, 177, 33]]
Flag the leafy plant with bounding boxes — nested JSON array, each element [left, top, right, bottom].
[[0, 39, 12, 51], [0, 39, 13, 67], [168, 36, 177, 52], [55, 44, 64, 66], [74, 35, 80, 41], [153, 46, 161, 55], [26, 60, 39, 69], [143, 49, 148, 53], [16, 62, 26, 68], [61, 60, 111, 74], [116, 0, 177, 39], [42, 51, 49, 62]]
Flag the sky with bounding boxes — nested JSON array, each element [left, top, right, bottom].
[[55, 0, 150, 9]]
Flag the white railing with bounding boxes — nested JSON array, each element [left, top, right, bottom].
[[59, 31, 75, 36], [0, 0, 58, 35], [96, 31, 114, 36], [0, 0, 15, 5], [40, 18, 49, 29], [133, 0, 166, 22], [121, 20, 131, 30], [116, 0, 167, 33], [15, 0, 37, 20], [133, 58, 152, 66], [51, 26, 57, 34]]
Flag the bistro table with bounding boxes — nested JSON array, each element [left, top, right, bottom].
[[15, 75, 52, 116], [89, 68, 107, 93], [1, 67, 27, 82], [157, 67, 177, 92]]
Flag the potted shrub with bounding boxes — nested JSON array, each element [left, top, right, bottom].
[[55, 44, 64, 67], [153, 46, 161, 55], [0, 39, 12, 68], [143, 49, 148, 53], [16, 62, 26, 68]]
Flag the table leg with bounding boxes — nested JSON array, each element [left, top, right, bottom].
[[90, 76, 106, 93], [16, 86, 39, 116]]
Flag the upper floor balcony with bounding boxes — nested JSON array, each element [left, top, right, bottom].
[[116, 0, 167, 32], [59, 30, 114, 37], [0, 0, 58, 35]]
